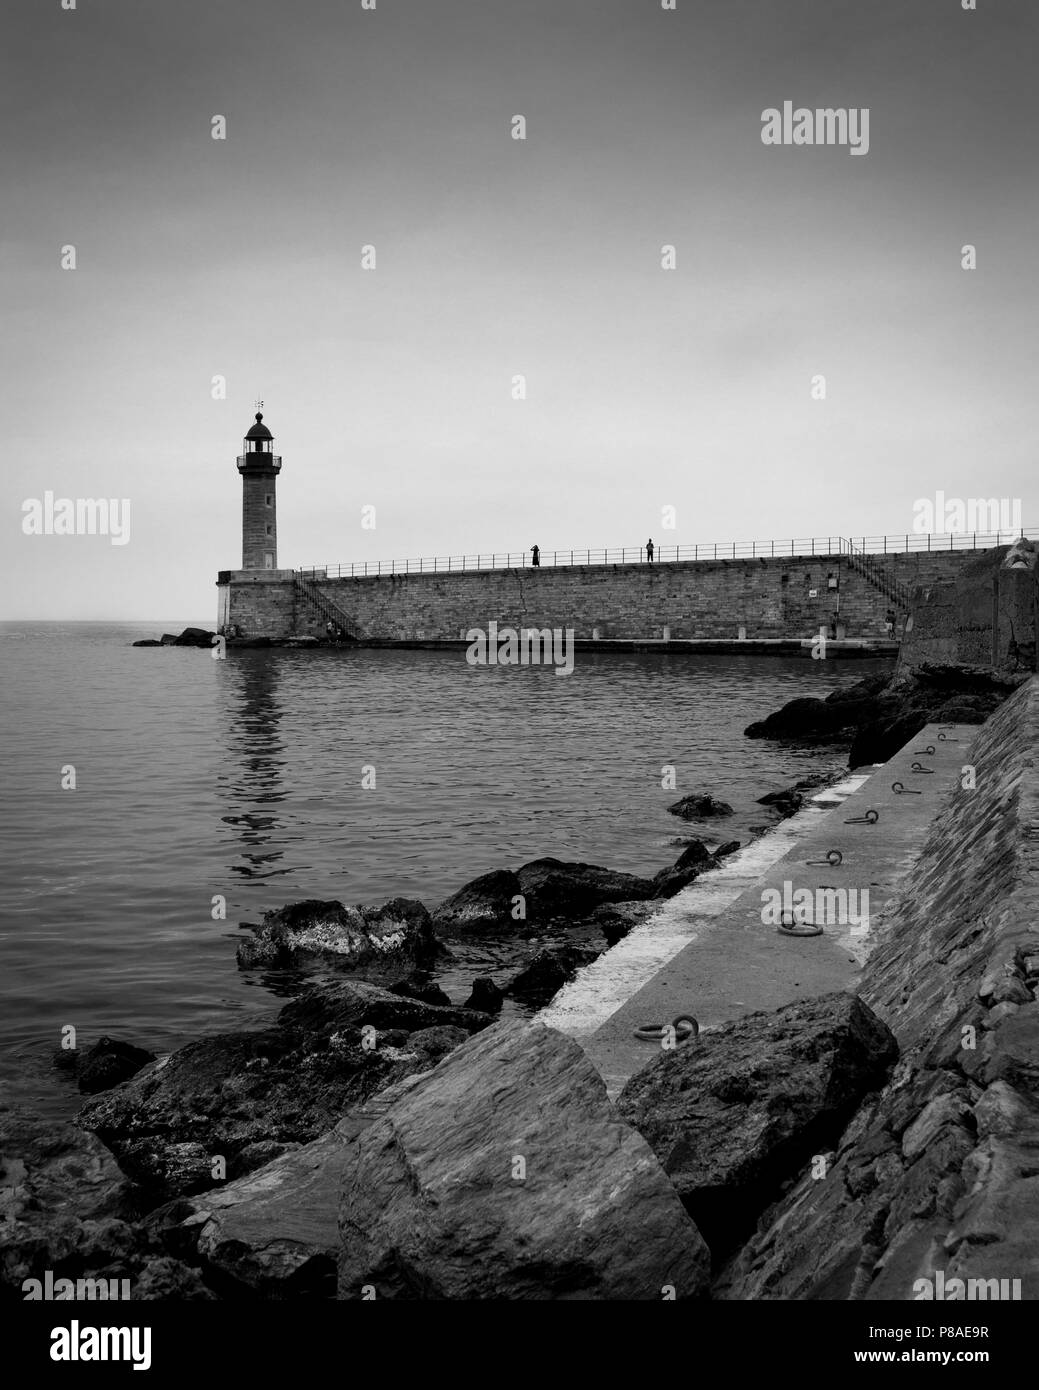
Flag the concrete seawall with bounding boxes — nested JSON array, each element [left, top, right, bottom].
[[218, 549, 982, 643], [716, 676, 1039, 1298]]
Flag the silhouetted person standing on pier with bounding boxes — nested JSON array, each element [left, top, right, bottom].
[[646, 538, 654, 562], [531, 544, 540, 567]]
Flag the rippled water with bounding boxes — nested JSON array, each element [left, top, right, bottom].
[[0, 622, 889, 1116]]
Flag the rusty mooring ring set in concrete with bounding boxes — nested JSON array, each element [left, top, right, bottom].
[[777, 909, 825, 938], [633, 1015, 700, 1043]]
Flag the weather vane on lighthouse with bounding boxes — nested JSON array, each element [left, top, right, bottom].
[[254, 396, 264, 412]]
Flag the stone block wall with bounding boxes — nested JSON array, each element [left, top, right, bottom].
[[217, 571, 302, 639], [217, 549, 989, 643]]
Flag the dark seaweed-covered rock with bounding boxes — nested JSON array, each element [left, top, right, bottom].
[[747, 666, 1023, 769], [79, 981, 492, 1200], [77, 1036, 157, 1095], [389, 971, 452, 1007], [757, 788, 804, 818], [745, 696, 882, 742], [0, 1105, 212, 1301], [667, 794, 735, 820], [653, 839, 713, 898], [848, 711, 929, 768], [462, 977, 504, 1013], [173, 627, 216, 648], [590, 900, 655, 947], [505, 946, 600, 1005]]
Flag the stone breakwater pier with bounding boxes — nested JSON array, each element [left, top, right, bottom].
[[216, 410, 1031, 649], [219, 548, 987, 650]]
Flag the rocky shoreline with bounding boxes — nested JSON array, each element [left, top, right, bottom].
[[2, 657, 1025, 1300], [132, 627, 320, 650]]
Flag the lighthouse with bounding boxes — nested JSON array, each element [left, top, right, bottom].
[[237, 411, 282, 570]]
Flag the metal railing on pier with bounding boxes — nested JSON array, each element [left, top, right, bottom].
[[296, 529, 1035, 581]]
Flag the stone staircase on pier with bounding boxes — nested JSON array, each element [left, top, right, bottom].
[[842, 542, 914, 615], [293, 574, 360, 640]]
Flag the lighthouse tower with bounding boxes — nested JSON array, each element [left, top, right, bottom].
[[237, 411, 282, 569]]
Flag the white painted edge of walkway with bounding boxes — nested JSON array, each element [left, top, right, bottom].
[[538, 773, 873, 1041]]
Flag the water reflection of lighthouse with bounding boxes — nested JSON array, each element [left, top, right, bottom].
[[217, 650, 289, 883]]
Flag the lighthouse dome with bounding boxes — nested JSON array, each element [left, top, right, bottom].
[[245, 412, 273, 441]]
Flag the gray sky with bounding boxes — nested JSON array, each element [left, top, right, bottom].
[[2, 0, 1036, 619]]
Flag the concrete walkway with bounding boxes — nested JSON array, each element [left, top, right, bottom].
[[540, 723, 973, 1097]]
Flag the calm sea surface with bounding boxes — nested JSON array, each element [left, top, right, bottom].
[[0, 622, 889, 1117]]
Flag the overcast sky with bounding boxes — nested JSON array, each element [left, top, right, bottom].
[[2, 0, 1036, 620]]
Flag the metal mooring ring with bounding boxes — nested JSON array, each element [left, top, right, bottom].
[[844, 807, 879, 825], [892, 781, 922, 795], [671, 1015, 700, 1040], [634, 1016, 699, 1043], [778, 910, 824, 938], [911, 761, 935, 774], [937, 732, 959, 742], [913, 745, 936, 755]]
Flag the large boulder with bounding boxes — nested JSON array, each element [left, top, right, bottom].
[[432, 861, 655, 934], [746, 668, 1022, 768], [173, 627, 216, 648], [514, 858, 655, 918], [79, 981, 492, 1199], [745, 696, 881, 741], [431, 869, 520, 934], [236, 896, 439, 972], [337, 1020, 710, 1299], [616, 992, 897, 1256], [652, 839, 714, 898]]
